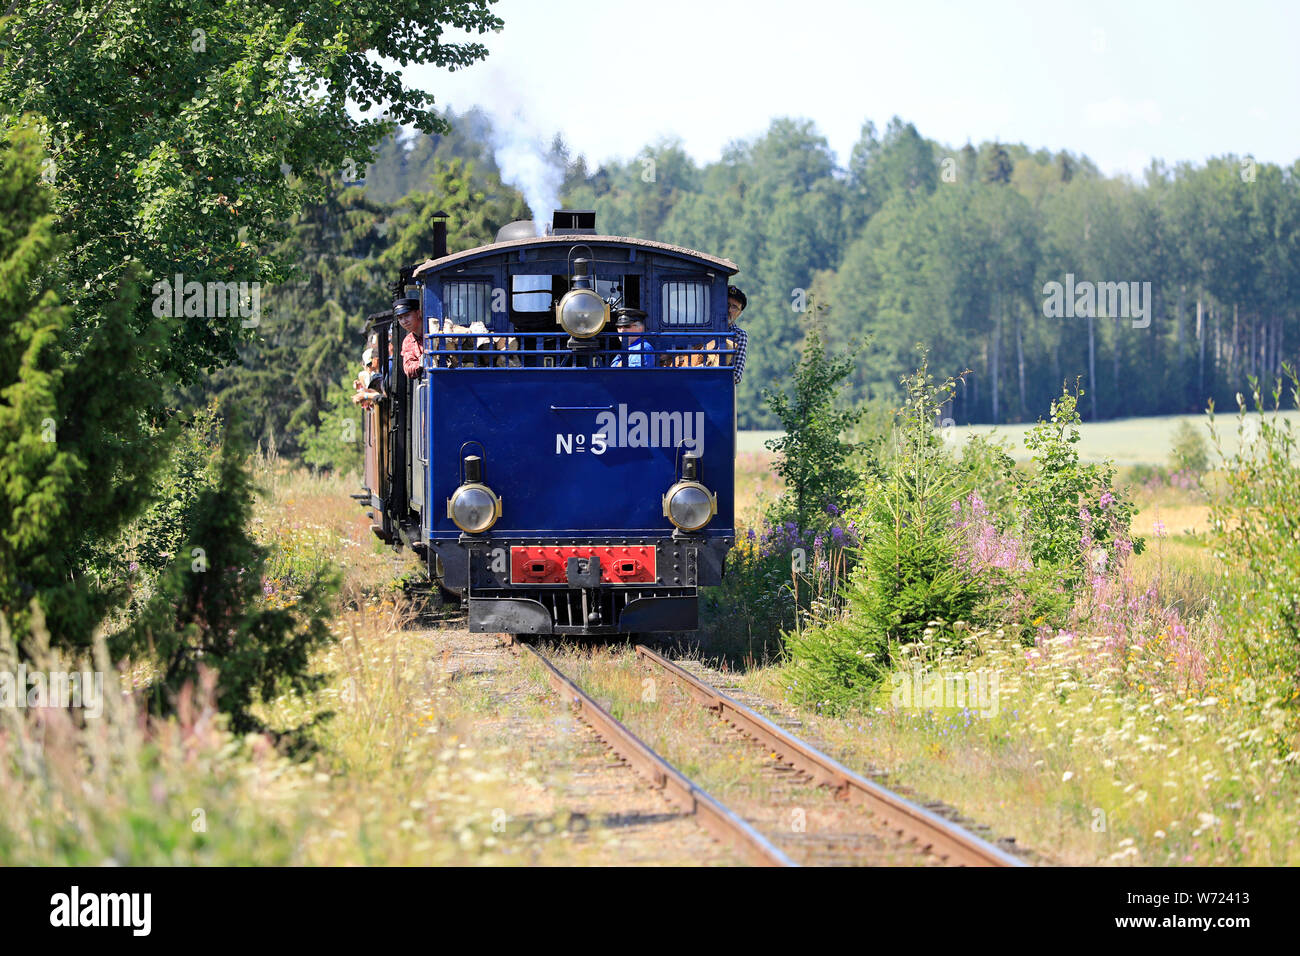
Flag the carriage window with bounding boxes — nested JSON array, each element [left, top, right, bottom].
[[442, 281, 493, 326], [661, 281, 710, 327], [512, 274, 554, 313]]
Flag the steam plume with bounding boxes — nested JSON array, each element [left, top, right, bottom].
[[490, 109, 564, 235]]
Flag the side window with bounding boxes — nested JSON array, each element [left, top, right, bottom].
[[661, 280, 710, 327], [442, 281, 493, 326]]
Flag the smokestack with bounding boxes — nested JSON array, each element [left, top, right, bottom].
[[432, 210, 448, 259]]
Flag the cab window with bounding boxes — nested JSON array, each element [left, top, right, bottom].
[[661, 280, 710, 327], [442, 280, 493, 326]]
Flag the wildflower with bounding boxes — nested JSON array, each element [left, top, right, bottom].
[[1153, 519, 1167, 539], [1099, 491, 1114, 509]]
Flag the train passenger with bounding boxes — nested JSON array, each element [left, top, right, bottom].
[[395, 298, 424, 379], [726, 284, 748, 385], [352, 335, 382, 407], [492, 334, 522, 367], [610, 309, 653, 367]]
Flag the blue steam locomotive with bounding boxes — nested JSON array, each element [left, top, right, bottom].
[[360, 210, 740, 636]]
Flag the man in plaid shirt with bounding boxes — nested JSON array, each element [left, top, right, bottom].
[[726, 285, 748, 385]]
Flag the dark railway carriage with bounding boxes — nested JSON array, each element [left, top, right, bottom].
[[361, 210, 739, 636]]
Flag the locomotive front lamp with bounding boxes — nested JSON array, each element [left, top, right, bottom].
[[663, 451, 716, 532], [556, 256, 608, 339], [447, 453, 502, 534]]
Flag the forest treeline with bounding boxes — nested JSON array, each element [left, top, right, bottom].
[[569, 118, 1300, 429], [217, 106, 1300, 440]]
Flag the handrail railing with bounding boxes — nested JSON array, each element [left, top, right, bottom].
[[417, 329, 739, 368]]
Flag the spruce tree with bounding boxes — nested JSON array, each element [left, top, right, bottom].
[[0, 121, 170, 645]]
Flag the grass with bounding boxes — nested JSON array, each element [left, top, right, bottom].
[[724, 415, 1300, 866], [0, 463, 674, 865], [735, 612, 1299, 865]]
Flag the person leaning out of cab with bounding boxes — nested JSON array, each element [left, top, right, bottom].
[[352, 332, 383, 408], [395, 297, 425, 378]]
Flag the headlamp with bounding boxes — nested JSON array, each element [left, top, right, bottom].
[[447, 453, 502, 533], [556, 288, 608, 338], [663, 480, 716, 532]]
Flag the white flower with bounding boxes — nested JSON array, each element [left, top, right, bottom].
[[1062, 771, 1075, 782]]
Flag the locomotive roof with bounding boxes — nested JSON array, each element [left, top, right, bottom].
[[412, 234, 739, 278]]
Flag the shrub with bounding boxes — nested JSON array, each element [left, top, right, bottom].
[[955, 432, 1018, 522], [0, 122, 173, 646], [784, 360, 983, 713], [703, 517, 859, 666], [91, 403, 224, 594], [130, 406, 337, 735], [705, 318, 871, 664], [1208, 371, 1300, 749], [764, 321, 866, 535], [952, 491, 1071, 633], [1013, 387, 1140, 579], [1169, 418, 1211, 473]]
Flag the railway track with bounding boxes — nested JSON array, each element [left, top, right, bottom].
[[510, 636, 1025, 867], [515, 639, 792, 866]]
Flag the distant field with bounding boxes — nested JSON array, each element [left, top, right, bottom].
[[736, 430, 782, 455], [741, 410, 1300, 466]]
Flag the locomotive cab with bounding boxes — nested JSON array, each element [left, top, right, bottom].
[[361, 210, 739, 636]]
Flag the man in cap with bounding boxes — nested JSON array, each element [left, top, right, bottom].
[[725, 285, 748, 384], [394, 297, 424, 378], [610, 308, 653, 368]]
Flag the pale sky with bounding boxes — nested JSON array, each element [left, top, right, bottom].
[[400, 0, 1300, 178]]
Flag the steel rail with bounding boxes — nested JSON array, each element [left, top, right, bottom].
[[514, 641, 795, 867], [635, 645, 1026, 868]]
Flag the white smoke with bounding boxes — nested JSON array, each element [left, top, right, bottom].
[[488, 108, 564, 236]]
